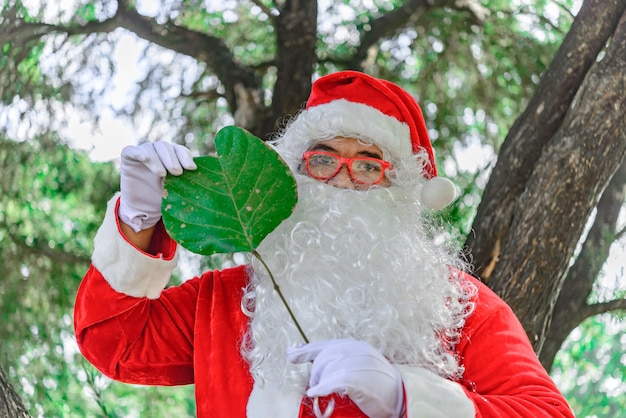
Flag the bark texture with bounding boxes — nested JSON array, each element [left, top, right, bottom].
[[540, 160, 626, 370], [0, 366, 30, 418], [262, 0, 319, 138], [465, 0, 626, 353]]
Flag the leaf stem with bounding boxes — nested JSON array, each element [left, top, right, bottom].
[[252, 250, 309, 343]]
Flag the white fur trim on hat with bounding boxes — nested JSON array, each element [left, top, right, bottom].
[[290, 99, 414, 160], [279, 99, 457, 210], [397, 365, 475, 417], [92, 193, 178, 299]]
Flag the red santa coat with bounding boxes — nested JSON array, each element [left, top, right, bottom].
[[74, 196, 574, 418]]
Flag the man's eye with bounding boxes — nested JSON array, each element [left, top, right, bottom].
[[311, 155, 335, 166], [354, 160, 382, 172]]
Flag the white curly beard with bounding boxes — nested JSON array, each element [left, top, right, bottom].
[[241, 174, 474, 392]]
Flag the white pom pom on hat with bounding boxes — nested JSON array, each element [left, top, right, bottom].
[[421, 177, 457, 210], [293, 70, 457, 209]]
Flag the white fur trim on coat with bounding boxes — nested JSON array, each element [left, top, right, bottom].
[[247, 381, 303, 418], [92, 193, 178, 299], [286, 99, 413, 161], [397, 365, 475, 418]]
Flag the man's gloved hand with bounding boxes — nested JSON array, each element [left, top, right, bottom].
[[119, 141, 197, 232], [287, 339, 404, 418]]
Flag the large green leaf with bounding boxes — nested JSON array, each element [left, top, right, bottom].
[[161, 126, 298, 255]]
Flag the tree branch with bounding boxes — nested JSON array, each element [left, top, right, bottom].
[[1, 222, 91, 265], [264, 0, 318, 136], [553, 0, 577, 19], [616, 225, 626, 241], [540, 141, 626, 369], [484, 2, 626, 353], [0, 366, 30, 418], [2, 0, 260, 114], [559, 160, 626, 308], [583, 299, 626, 318], [112, 2, 259, 103], [465, 0, 626, 282], [249, 0, 279, 21], [345, 0, 488, 70]]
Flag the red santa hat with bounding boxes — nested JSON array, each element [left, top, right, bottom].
[[296, 70, 456, 210]]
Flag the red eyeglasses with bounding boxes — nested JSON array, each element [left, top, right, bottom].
[[302, 151, 393, 185]]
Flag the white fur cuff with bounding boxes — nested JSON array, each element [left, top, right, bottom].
[[397, 365, 475, 418], [92, 193, 178, 299], [247, 381, 303, 418]]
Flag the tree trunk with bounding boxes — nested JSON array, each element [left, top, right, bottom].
[[0, 366, 30, 418], [540, 160, 626, 371], [258, 0, 318, 140], [465, 0, 626, 353]]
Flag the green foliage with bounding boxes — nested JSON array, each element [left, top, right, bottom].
[[1, 1, 68, 105], [75, 3, 97, 23], [79, 358, 196, 418], [178, 2, 277, 66], [552, 315, 626, 418], [0, 0, 620, 416], [315, 1, 574, 242], [0, 135, 112, 415], [0, 135, 198, 416], [163, 126, 297, 255]]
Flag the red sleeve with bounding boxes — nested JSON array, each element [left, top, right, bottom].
[[458, 276, 574, 417], [74, 266, 206, 386]]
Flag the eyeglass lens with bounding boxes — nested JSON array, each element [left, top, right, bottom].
[[307, 153, 384, 184]]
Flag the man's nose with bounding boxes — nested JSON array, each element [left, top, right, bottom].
[[326, 165, 357, 190]]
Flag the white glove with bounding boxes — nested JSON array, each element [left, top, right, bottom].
[[119, 141, 197, 232], [287, 339, 404, 418]]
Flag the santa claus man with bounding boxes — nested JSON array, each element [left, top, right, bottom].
[[74, 71, 574, 417]]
